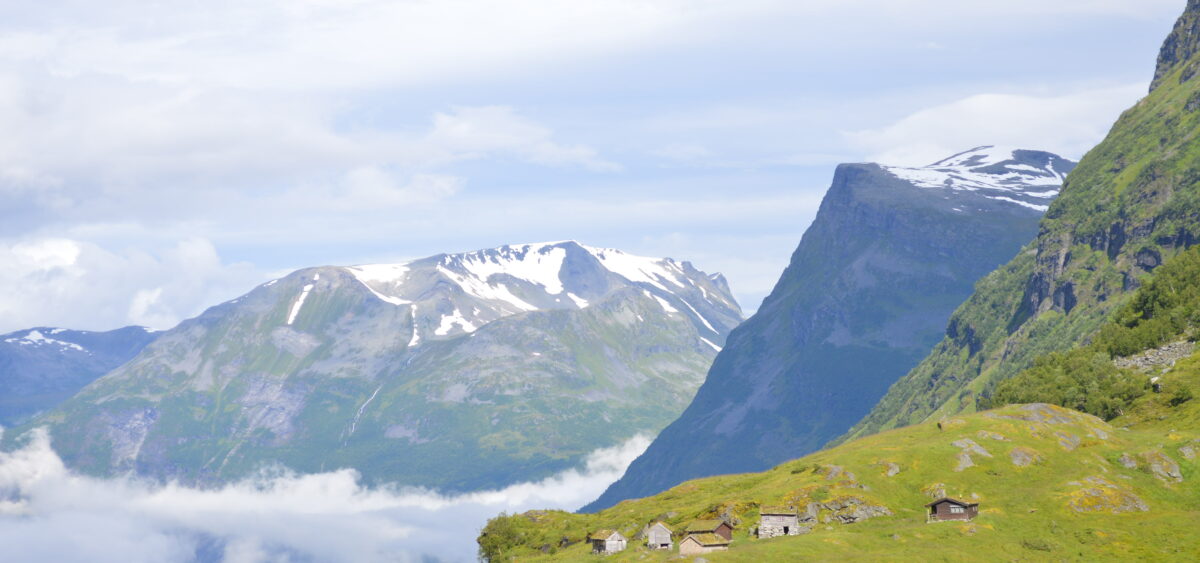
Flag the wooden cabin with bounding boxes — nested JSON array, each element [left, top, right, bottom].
[[685, 519, 733, 541], [588, 530, 627, 555], [758, 506, 800, 538], [925, 498, 979, 522], [643, 522, 673, 550], [679, 533, 730, 555]]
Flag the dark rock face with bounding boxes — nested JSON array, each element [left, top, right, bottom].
[[0, 326, 158, 426], [1152, 0, 1200, 93], [582, 148, 1069, 512]]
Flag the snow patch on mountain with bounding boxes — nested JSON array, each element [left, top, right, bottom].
[[435, 265, 540, 313], [455, 244, 569, 295], [345, 264, 413, 306], [435, 309, 478, 336], [645, 290, 678, 314], [4, 330, 87, 353], [287, 284, 314, 325], [884, 146, 1071, 212], [592, 248, 686, 292], [338, 241, 737, 349]]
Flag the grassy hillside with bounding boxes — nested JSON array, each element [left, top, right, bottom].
[[842, 1, 1200, 440], [480, 395, 1200, 561], [481, 237, 1200, 561]]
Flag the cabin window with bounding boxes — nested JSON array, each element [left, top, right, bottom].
[[950, 506, 964, 514]]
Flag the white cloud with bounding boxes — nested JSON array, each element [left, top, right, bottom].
[[0, 237, 261, 333], [427, 106, 619, 171], [846, 83, 1147, 166], [0, 429, 650, 563]]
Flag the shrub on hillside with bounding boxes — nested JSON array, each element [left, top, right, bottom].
[[993, 350, 1147, 420]]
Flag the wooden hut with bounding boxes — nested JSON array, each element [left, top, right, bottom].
[[588, 530, 627, 555], [758, 506, 800, 538], [643, 522, 673, 550], [684, 519, 733, 541], [925, 498, 979, 522], [679, 533, 730, 555]]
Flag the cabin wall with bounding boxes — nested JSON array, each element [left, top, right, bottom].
[[759, 514, 800, 538], [931, 502, 974, 521], [647, 528, 671, 548], [679, 539, 726, 556]]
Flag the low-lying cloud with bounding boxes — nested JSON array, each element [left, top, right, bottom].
[[0, 429, 651, 562]]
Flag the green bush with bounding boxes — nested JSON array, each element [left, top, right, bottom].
[[478, 513, 528, 562], [993, 350, 1147, 420], [1169, 386, 1194, 407]]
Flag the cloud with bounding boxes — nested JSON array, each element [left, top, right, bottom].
[[0, 429, 651, 563], [845, 83, 1147, 166], [427, 106, 619, 171], [0, 237, 261, 332]]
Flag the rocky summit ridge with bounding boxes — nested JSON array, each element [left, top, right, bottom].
[[6, 241, 741, 492]]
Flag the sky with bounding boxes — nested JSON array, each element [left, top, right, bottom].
[[0, 0, 1189, 333]]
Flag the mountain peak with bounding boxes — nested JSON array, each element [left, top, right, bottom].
[[882, 146, 1076, 212], [1151, 0, 1200, 92], [336, 241, 739, 346]]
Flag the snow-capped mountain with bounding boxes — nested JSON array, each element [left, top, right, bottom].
[[337, 242, 737, 350], [9, 241, 742, 492], [884, 146, 1075, 212], [584, 147, 1074, 512], [0, 326, 159, 425]]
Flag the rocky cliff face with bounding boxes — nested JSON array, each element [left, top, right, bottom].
[[845, 1, 1200, 442], [582, 147, 1071, 511], [1152, 0, 1200, 93], [7, 242, 741, 492], [0, 326, 158, 426]]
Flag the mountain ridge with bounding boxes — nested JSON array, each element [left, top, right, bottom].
[[581, 147, 1072, 512], [843, 0, 1200, 441], [5, 241, 741, 492], [0, 325, 158, 426]]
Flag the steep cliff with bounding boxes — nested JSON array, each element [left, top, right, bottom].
[[845, 0, 1200, 442], [582, 147, 1071, 511]]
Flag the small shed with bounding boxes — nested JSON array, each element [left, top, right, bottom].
[[926, 497, 979, 522], [643, 522, 673, 550], [685, 519, 733, 541], [758, 506, 800, 538], [588, 530, 627, 555], [679, 533, 730, 555]]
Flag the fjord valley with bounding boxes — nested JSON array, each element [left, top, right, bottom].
[[2, 242, 741, 492], [481, 1, 1200, 559], [0, 2, 1191, 562], [585, 146, 1074, 512]]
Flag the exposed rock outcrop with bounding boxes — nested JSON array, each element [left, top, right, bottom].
[[1066, 476, 1149, 513]]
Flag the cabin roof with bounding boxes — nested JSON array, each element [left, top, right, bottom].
[[760, 505, 797, 515], [589, 530, 622, 541], [682, 533, 730, 547], [646, 521, 672, 532], [685, 520, 728, 532], [924, 497, 979, 508]]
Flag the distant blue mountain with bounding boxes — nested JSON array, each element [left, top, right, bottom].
[[0, 326, 159, 426], [583, 146, 1075, 512]]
